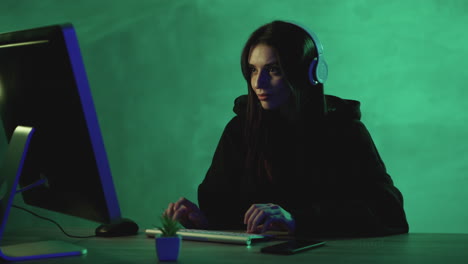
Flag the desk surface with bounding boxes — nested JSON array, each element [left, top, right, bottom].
[[2, 228, 468, 264]]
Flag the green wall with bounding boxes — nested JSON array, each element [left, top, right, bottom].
[[1, 0, 467, 234]]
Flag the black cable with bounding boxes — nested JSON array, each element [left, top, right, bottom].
[[12, 205, 96, 239]]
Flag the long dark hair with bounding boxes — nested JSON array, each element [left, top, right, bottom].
[[240, 20, 327, 183]]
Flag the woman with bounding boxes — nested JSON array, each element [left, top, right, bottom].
[[164, 20, 409, 236]]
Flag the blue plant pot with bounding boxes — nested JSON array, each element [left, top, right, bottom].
[[155, 235, 182, 261]]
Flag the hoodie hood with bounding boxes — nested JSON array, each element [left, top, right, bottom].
[[233, 94, 362, 120]]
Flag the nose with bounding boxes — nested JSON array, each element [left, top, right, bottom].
[[252, 69, 269, 90]]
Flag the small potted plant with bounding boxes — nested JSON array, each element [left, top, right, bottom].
[[155, 214, 182, 262]]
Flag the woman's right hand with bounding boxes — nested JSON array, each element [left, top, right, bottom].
[[164, 197, 208, 229]]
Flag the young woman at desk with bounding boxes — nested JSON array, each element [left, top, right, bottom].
[[164, 20, 409, 237]]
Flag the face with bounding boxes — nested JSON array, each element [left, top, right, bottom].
[[248, 44, 290, 110]]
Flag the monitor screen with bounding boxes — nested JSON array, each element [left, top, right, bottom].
[[0, 23, 121, 224]]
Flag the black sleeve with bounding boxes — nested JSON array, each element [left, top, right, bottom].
[[292, 120, 409, 237], [197, 116, 246, 230]]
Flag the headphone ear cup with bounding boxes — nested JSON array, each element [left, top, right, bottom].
[[308, 58, 318, 85], [315, 59, 328, 84]]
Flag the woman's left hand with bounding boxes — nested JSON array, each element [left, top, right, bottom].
[[244, 203, 296, 234]]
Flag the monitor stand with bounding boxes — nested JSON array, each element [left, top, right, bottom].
[[0, 126, 87, 261]]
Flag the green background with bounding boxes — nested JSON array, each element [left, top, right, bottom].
[[1, 0, 467, 235]]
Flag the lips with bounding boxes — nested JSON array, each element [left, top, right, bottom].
[[257, 94, 271, 101]]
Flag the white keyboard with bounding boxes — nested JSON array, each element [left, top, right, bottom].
[[145, 228, 273, 246]]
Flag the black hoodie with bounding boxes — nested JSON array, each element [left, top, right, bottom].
[[198, 94, 409, 237]]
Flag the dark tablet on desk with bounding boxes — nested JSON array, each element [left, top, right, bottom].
[[261, 239, 325, 255]]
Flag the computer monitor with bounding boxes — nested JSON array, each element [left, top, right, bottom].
[[0, 23, 127, 261]]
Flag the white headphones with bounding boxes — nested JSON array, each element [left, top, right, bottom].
[[307, 30, 328, 85], [289, 22, 328, 86]]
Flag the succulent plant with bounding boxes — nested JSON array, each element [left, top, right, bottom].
[[157, 214, 181, 237]]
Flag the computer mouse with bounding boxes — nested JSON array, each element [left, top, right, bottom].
[[95, 218, 139, 237]]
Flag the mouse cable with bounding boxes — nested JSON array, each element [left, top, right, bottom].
[[12, 204, 96, 239]]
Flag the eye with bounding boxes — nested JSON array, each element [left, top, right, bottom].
[[249, 66, 257, 74], [268, 65, 282, 75]]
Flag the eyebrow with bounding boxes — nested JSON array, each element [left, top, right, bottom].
[[248, 62, 279, 67]]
